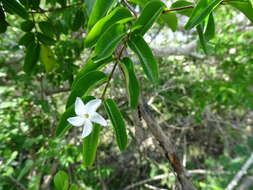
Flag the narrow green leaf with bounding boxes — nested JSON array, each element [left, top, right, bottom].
[[92, 23, 126, 62], [185, 0, 222, 30], [66, 71, 107, 108], [21, 20, 34, 32], [227, 0, 253, 23], [37, 32, 55, 46], [73, 56, 113, 88], [40, 45, 57, 72], [128, 35, 159, 83], [1, 0, 29, 20], [24, 42, 40, 74], [54, 171, 69, 190], [72, 9, 85, 31], [171, 0, 193, 16], [85, 7, 132, 48], [56, 97, 95, 137], [18, 32, 35, 47], [69, 184, 79, 190], [83, 124, 101, 167], [104, 99, 128, 151], [132, 0, 164, 35], [87, 0, 115, 29], [160, 13, 178, 32], [204, 13, 215, 40], [120, 57, 140, 109], [197, 24, 208, 54]]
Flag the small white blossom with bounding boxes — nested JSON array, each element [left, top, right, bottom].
[[67, 97, 107, 138]]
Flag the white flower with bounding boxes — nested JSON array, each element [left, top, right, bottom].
[[67, 97, 107, 138]]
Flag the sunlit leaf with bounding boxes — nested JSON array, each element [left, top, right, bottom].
[[40, 45, 57, 73], [185, 0, 222, 30], [87, 0, 115, 29], [85, 7, 132, 48], [227, 0, 253, 23], [92, 23, 126, 62], [54, 171, 68, 190], [132, 0, 165, 35]]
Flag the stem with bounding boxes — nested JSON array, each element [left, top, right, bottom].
[[100, 45, 126, 100], [122, 0, 137, 18], [162, 5, 194, 14]]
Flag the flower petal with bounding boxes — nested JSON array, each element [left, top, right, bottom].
[[90, 112, 107, 126], [84, 99, 102, 114], [67, 116, 85, 127], [81, 120, 93, 138], [75, 97, 86, 116]]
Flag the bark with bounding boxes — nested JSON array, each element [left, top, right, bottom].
[[139, 97, 197, 190]]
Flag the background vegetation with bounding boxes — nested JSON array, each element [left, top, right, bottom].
[[0, 0, 253, 189]]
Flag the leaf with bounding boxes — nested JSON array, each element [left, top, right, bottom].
[[0, 6, 8, 33], [185, 0, 222, 30], [227, 0, 253, 23], [83, 123, 101, 167], [37, 32, 55, 46], [54, 171, 69, 190], [171, 0, 193, 16], [104, 99, 128, 151], [40, 45, 57, 72], [85, 7, 132, 48], [204, 13, 215, 40], [66, 71, 107, 108], [128, 0, 149, 7], [197, 24, 208, 54], [38, 21, 55, 38], [120, 57, 140, 109], [128, 35, 159, 83], [24, 42, 40, 74], [1, 0, 29, 20], [56, 97, 95, 137], [69, 184, 79, 190], [160, 13, 178, 32], [85, 0, 96, 16], [21, 20, 34, 32], [29, 0, 40, 10], [87, 0, 115, 29], [18, 32, 35, 47], [72, 56, 113, 88], [132, 0, 164, 35], [72, 9, 85, 31], [92, 23, 126, 62]]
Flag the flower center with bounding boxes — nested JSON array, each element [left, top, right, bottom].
[[84, 113, 90, 119]]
